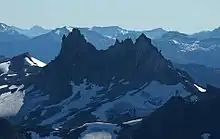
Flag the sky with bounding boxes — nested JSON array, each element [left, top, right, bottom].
[[0, 0, 219, 34]]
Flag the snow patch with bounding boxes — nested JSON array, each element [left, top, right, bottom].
[[25, 57, 46, 67], [123, 118, 142, 125], [78, 122, 121, 139], [55, 29, 61, 35], [119, 29, 128, 35], [82, 132, 112, 139], [0, 89, 25, 117], [7, 74, 17, 77], [104, 35, 116, 40], [194, 84, 206, 93], [172, 40, 180, 44], [9, 85, 18, 90], [0, 61, 10, 75], [0, 84, 8, 89], [30, 57, 46, 67], [65, 26, 73, 32]]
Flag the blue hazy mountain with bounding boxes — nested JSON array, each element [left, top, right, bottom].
[[12, 25, 51, 38], [191, 26, 220, 40]]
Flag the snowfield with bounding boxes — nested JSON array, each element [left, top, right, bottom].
[[76, 122, 121, 139], [0, 85, 25, 117], [92, 81, 191, 121], [0, 61, 10, 75]]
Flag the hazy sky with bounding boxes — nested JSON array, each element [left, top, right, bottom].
[[0, 0, 219, 33]]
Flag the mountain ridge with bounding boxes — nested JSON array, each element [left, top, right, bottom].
[[0, 28, 218, 139]]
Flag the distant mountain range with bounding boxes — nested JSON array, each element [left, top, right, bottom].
[[1, 22, 220, 68], [12, 25, 51, 38]]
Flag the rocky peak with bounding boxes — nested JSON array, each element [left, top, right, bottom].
[[136, 33, 152, 44], [42, 28, 193, 88], [7, 52, 42, 74], [114, 38, 121, 45], [58, 28, 97, 63]]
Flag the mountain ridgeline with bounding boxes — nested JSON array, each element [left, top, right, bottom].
[[0, 28, 219, 139], [38, 28, 196, 101]]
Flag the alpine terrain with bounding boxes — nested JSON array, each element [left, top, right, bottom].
[[0, 28, 218, 139]]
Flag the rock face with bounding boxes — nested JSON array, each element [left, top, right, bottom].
[[0, 118, 18, 139], [41, 29, 194, 91]]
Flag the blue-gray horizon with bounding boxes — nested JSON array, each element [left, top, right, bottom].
[[0, 0, 219, 34]]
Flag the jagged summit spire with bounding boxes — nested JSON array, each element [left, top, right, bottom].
[[135, 33, 151, 44], [122, 38, 133, 45], [114, 38, 120, 45], [62, 28, 85, 44], [58, 28, 97, 62]]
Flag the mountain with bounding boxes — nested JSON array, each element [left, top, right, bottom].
[[90, 26, 131, 39], [0, 23, 28, 43], [154, 31, 220, 68], [0, 28, 206, 129], [90, 26, 167, 40], [175, 63, 220, 88], [0, 26, 115, 63], [12, 25, 51, 38], [123, 85, 220, 139], [0, 26, 70, 63], [191, 26, 220, 40], [1, 28, 219, 139], [2, 23, 220, 68], [143, 28, 167, 39]]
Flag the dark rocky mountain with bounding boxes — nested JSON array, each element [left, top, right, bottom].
[[0, 118, 19, 139], [1, 27, 220, 138], [120, 85, 220, 139], [0, 29, 208, 139], [0, 118, 28, 139]]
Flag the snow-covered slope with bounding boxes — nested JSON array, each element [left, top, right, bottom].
[[0, 53, 44, 117], [25, 57, 46, 67]]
